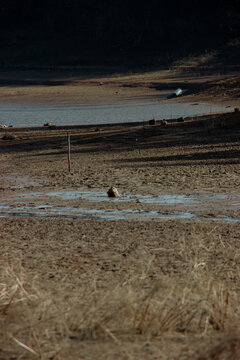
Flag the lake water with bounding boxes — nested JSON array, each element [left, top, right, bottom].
[[0, 101, 228, 127]]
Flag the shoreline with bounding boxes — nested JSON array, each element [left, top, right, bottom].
[[0, 108, 237, 132]]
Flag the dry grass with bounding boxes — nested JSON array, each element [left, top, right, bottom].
[[0, 261, 62, 358], [1, 243, 240, 359], [1, 220, 240, 359]]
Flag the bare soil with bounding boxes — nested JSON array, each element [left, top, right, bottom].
[[0, 68, 240, 359], [0, 68, 239, 107]]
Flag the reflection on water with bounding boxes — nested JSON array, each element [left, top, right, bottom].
[[0, 101, 227, 127]]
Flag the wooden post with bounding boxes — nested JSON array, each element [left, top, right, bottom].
[[67, 133, 71, 173]]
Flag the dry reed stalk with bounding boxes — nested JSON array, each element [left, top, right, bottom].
[[9, 333, 38, 356], [207, 282, 238, 331], [0, 265, 36, 315]]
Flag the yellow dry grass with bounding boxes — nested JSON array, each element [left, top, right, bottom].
[[1, 227, 240, 359]]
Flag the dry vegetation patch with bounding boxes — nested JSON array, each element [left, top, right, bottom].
[[1, 219, 240, 359]]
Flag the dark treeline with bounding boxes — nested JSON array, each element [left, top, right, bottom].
[[0, 0, 239, 65]]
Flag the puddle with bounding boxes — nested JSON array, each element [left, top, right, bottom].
[[0, 204, 240, 222], [19, 190, 240, 210], [0, 201, 240, 222], [0, 189, 239, 222], [20, 190, 197, 205]]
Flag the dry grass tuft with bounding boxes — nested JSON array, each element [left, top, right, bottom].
[[1, 245, 240, 359], [0, 261, 38, 314], [207, 282, 239, 332], [0, 261, 65, 358]]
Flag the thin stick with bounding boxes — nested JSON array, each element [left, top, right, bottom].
[[9, 333, 38, 356], [67, 133, 71, 173]]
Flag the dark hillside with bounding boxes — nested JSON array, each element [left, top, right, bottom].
[[0, 0, 239, 67]]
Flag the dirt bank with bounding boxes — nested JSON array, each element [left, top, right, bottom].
[[0, 68, 239, 107]]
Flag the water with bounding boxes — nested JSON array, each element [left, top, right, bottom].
[[20, 190, 197, 205], [0, 204, 239, 222], [20, 190, 240, 208], [0, 101, 227, 127], [0, 189, 239, 222]]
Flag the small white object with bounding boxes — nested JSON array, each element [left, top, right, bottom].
[[174, 88, 183, 96]]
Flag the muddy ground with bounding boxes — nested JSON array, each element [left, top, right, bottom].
[[0, 68, 240, 359]]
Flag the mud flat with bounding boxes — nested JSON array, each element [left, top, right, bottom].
[[0, 74, 240, 358]]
